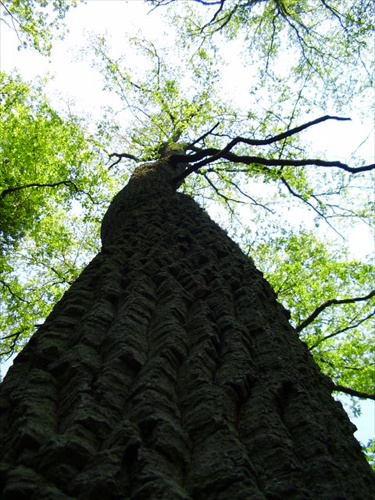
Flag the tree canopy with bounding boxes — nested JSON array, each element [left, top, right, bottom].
[[0, 0, 374, 464], [0, 0, 78, 54], [0, 71, 118, 356], [149, 0, 374, 108]]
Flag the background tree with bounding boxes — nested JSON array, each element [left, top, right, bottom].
[[0, 0, 79, 54], [0, 71, 117, 356]]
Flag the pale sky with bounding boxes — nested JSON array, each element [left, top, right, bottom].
[[0, 0, 374, 447]]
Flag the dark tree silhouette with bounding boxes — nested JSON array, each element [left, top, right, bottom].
[[0, 143, 374, 498]]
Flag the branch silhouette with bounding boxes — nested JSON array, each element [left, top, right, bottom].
[[170, 116, 373, 184]]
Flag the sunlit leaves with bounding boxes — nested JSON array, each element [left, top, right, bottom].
[[363, 439, 375, 469], [84, 33, 231, 164], [0, 0, 78, 54], [0, 72, 117, 357], [1, 72, 93, 243], [252, 229, 375, 398], [154, 0, 374, 119]]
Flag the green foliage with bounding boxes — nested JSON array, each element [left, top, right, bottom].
[[362, 439, 375, 470], [252, 229, 374, 400], [1, 72, 91, 244], [0, 0, 78, 54], [0, 72, 118, 356], [84, 34, 233, 163], [161, 0, 374, 112], [2, 209, 100, 352]]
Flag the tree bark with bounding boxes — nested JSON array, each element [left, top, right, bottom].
[[0, 156, 374, 499]]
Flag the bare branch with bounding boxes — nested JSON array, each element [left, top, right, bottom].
[[174, 150, 374, 185], [1, 181, 76, 198], [277, 174, 326, 217], [0, 1, 24, 46], [221, 174, 274, 212], [195, 0, 224, 5], [296, 290, 375, 333], [200, 1, 237, 34], [218, 116, 351, 149], [319, 0, 346, 31], [148, 0, 223, 6], [200, 0, 225, 31], [172, 115, 371, 184]]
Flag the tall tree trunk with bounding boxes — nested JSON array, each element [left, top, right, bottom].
[[0, 157, 374, 499]]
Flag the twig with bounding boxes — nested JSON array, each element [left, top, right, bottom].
[[224, 175, 274, 212], [201, 171, 238, 213], [0, 280, 30, 304]]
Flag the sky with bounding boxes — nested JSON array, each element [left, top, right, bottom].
[[0, 0, 374, 447]]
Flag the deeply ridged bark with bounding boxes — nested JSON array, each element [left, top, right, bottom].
[[0, 157, 374, 499]]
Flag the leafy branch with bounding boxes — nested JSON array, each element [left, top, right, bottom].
[[0, 0, 76, 55], [0, 280, 30, 304], [0, 328, 27, 358]]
